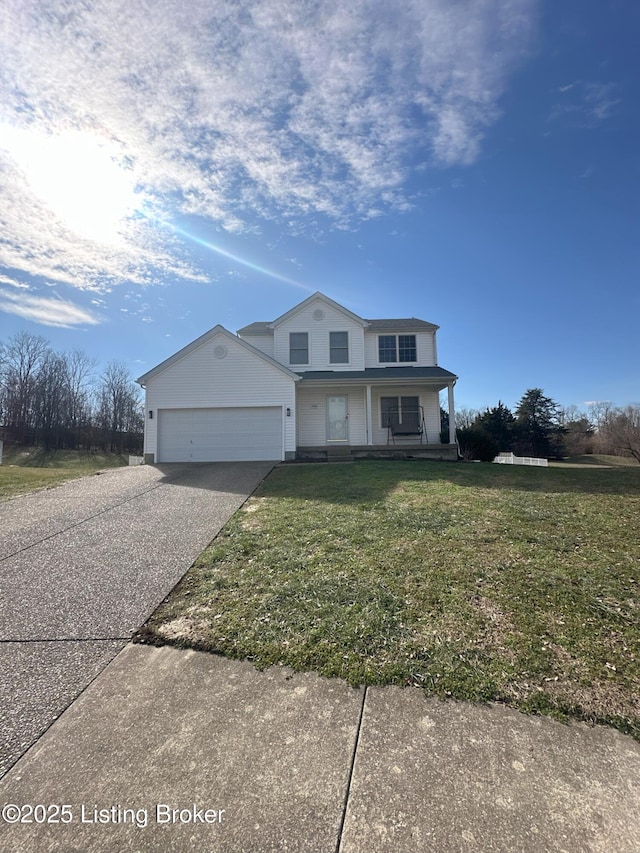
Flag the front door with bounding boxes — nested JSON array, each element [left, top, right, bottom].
[[327, 395, 349, 441]]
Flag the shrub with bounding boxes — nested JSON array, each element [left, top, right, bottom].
[[456, 426, 499, 462]]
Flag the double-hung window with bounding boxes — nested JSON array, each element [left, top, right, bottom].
[[381, 396, 420, 432], [289, 332, 309, 365], [378, 334, 417, 363], [378, 335, 397, 363], [329, 331, 349, 364], [398, 335, 417, 362]]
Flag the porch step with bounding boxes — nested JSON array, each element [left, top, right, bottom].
[[326, 446, 354, 463]]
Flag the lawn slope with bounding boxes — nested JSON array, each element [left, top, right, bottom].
[[136, 461, 640, 738], [0, 446, 129, 499]]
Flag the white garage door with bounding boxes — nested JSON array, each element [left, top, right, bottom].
[[157, 407, 283, 462]]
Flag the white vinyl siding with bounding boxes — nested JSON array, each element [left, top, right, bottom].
[[237, 334, 274, 358], [296, 384, 442, 446], [296, 385, 366, 445], [274, 300, 365, 370], [364, 330, 436, 367], [143, 332, 296, 460]]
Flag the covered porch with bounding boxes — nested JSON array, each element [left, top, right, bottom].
[[294, 367, 458, 458]]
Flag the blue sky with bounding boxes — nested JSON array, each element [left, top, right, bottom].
[[0, 0, 637, 414]]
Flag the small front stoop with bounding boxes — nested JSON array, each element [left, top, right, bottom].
[[326, 445, 354, 464]]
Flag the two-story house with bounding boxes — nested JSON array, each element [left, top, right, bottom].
[[137, 292, 458, 462]]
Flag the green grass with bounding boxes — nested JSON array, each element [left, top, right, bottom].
[[136, 460, 640, 738], [0, 446, 130, 499], [554, 454, 640, 468]]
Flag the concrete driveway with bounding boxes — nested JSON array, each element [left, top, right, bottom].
[[0, 462, 274, 778], [2, 463, 640, 852]]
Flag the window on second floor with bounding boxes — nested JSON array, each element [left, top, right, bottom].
[[398, 334, 417, 362], [289, 332, 309, 364], [378, 334, 417, 363], [329, 331, 349, 364]]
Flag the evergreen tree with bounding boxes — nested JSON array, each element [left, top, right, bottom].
[[476, 401, 515, 451], [440, 406, 449, 443], [514, 388, 563, 458]]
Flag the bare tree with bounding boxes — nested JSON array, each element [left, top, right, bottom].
[[0, 331, 50, 443], [598, 405, 640, 462], [97, 360, 143, 453], [587, 402, 613, 434], [455, 407, 479, 429], [64, 350, 96, 446], [558, 406, 594, 457], [33, 351, 68, 450]]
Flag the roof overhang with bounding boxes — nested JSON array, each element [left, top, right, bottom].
[[296, 367, 457, 388], [269, 291, 368, 329], [136, 324, 301, 387]]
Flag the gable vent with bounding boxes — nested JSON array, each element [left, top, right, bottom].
[[312, 308, 325, 321], [214, 344, 228, 359]]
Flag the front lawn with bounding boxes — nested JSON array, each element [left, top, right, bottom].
[[0, 447, 130, 499], [136, 461, 640, 738]]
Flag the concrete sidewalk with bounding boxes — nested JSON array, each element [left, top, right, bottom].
[[1, 642, 638, 853], [0, 462, 274, 778]]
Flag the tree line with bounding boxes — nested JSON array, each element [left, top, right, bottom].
[[0, 331, 143, 454], [448, 388, 640, 462]]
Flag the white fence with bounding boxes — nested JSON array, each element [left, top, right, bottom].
[[493, 452, 548, 467]]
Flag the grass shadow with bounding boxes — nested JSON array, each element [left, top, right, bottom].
[[263, 459, 640, 505]]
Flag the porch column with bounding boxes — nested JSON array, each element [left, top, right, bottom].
[[366, 384, 373, 445], [448, 382, 456, 445]]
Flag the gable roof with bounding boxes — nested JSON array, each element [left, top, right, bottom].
[[237, 294, 439, 335], [136, 324, 300, 387], [268, 291, 369, 329], [237, 321, 272, 335]]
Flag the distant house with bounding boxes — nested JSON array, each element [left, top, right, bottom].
[[137, 292, 458, 462]]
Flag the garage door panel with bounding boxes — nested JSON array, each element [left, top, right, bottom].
[[158, 407, 283, 462]]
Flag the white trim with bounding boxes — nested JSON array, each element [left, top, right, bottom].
[[376, 332, 418, 366], [289, 331, 310, 366], [137, 325, 300, 386], [157, 405, 284, 462], [270, 292, 368, 329], [448, 382, 456, 444], [329, 330, 350, 366]]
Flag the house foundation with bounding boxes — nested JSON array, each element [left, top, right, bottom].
[[295, 444, 459, 462]]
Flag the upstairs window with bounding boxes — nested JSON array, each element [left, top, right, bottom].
[[378, 334, 417, 363], [329, 331, 349, 364], [378, 335, 397, 363], [289, 332, 309, 364], [398, 335, 417, 362]]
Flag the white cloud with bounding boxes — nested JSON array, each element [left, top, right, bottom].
[[549, 80, 620, 127], [0, 288, 101, 328], [0, 274, 30, 289], [0, 0, 536, 291]]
